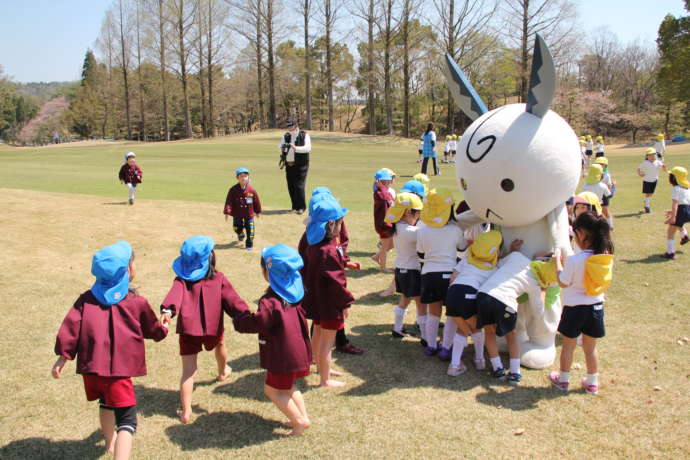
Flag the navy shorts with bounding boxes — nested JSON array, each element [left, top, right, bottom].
[[602, 194, 610, 206], [585, 150, 593, 157], [476, 292, 517, 337], [395, 268, 421, 298], [558, 304, 605, 339], [595, 151, 605, 158], [671, 204, 690, 228], [445, 284, 478, 318], [642, 180, 657, 194], [420, 272, 452, 304]]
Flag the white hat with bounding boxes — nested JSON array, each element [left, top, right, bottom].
[[124, 152, 136, 159]]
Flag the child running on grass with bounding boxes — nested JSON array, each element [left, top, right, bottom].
[[233, 244, 312, 436], [661, 167, 690, 260], [118, 152, 142, 205], [372, 168, 396, 272], [160, 235, 249, 423], [637, 148, 667, 213], [224, 168, 262, 250], [551, 212, 614, 395], [594, 157, 616, 229], [52, 241, 167, 460]]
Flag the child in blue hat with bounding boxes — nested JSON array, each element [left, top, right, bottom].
[[160, 235, 250, 423], [372, 168, 396, 272], [233, 244, 312, 436], [52, 241, 167, 459], [224, 167, 262, 250]]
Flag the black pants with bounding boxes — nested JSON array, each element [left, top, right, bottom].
[[421, 157, 438, 175], [285, 155, 309, 211]]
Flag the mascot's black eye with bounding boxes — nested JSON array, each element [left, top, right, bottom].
[[500, 178, 514, 192], [460, 178, 467, 191]]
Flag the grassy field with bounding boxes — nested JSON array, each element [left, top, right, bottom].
[[0, 132, 688, 459]]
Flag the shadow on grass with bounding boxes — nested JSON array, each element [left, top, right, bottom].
[[614, 211, 644, 219], [621, 251, 682, 264], [261, 209, 293, 216], [165, 411, 283, 450], [135, 385, 210, 420], [345, 251, 376, 258], [0, 430, 103, 460], [215, 241, 241, 250], [102, 201, 128, 206], [355, 291, 396, 306], [475, 384, 565, 411], [346, 267, 382, 279]]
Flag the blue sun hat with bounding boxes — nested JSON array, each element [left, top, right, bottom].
[[172, 235, 215, 282], [312, 186, 332, 197], [306, 196, 348, 244], [235, 167, 249, 176], [401, 180, 426, 198], [91, 241, 133, 306], [374, 168, 394, 181], [262, 244, 305, 304], [308, 187, 333, 215]]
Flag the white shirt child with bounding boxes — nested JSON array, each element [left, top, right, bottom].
[[672, 185, 690, 205], [638, 159, 665, 182], [393, 222, 421, 270], [451, 257, 496, 290], [581, 182, 611, 203], [559, 249, 605, 306], [417, 224, 467, 274], [478, 252, 544, 314]]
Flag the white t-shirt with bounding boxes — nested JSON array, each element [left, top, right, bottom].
[[602, 172, 613, 188], [478, 252, 541, 313], [672, 185, 690, 205], [559, 250, 605, 306], [638, 159, 664, 182], [393, 222, 421, 270], [595, 142, 605, 153], [581, 182, 611, 202], [444, 141, 451, 152], [653, 140, 665, 154], [418, 140, 424, 150], [586, 141, 593, 150], [451, 258, 496, 290], [417, 224, 467, 274]]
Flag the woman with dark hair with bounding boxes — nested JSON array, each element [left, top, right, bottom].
[[420, 123, 439, 176]]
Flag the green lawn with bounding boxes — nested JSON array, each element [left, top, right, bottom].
[[0, 133, 688, 459]]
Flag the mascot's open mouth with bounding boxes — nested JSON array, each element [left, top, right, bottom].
[[485, 208, 503, 220]]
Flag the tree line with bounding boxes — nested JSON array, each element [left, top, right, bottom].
[[4, 0, 689, 145]]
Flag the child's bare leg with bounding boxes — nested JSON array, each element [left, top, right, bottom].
[[380, 278, 396, 297], [264, 385, 310, 436], [99, 407, 116, 453], [113, 430, 133, 460], [484, 325, 498, 358], [581, 335, 598, 375], [318, 329, 344, 387], [178, 354, 198, 423], [311, 325, 321, 367], [559, 336, 577, 372], [214, 342, 232, 381]]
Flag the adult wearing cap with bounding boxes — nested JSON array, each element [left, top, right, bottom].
[[662, 167, 690, 259], [279, 120, 312, 214]]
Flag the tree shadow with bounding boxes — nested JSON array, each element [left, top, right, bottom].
[[474, 383, 565, 411], [134, 385, 209, 420], [215, 241, 240, 250], [0, 430, 103, 460], [165, 411, 284, 450], [345, 251, 376, 258], [622, 251, 683, 264], [261, 209, 293, 215], [355, 291, 396, 306], [614, 211, 644, 219], [346, 267, 382, 279], [102, 201, 128, 206]]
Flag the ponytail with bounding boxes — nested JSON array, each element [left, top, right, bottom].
[[572, 213, 614, 255]]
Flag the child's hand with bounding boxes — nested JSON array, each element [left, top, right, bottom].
[[224, 215, 229, 222], [509, 239, 524, 252], [51, 356, 67, 379], [255, 213, 261, 219], [346, 261, 361, 270], [343, 308, 350, 320], [160, 313, 171, 326]]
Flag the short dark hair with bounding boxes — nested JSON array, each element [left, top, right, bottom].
[[669, 174, 678, 186]]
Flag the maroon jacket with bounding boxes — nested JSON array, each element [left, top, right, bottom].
[[118, 163, 143, 184], [298, 220, 350, 263], [373, 185, 394, 237], [224, 184, 262, 219], [301, 237, 354, 322], [233, 288, 312, 374], [160, 271, 249, 337], [54, 290, 167, 377]]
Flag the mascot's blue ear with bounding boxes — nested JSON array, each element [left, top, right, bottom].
[[442, 53, 488, 121], [526, 34, 556, 119]]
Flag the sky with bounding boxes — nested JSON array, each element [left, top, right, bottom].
[[0, 0, 687, 83]]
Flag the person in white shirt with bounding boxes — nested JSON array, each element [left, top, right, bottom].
[[584, 135, 594, 164], [637, 148, 667, 213], [443, 134, 451, 164], [417, 189, 467, 357], [594, 136, 605, 158], [449, 134, 459, 163], [279, 120, 312, 214], [653, 133, 666, 159], [661, 167, 690, 259], [417, 139, 424, 163]]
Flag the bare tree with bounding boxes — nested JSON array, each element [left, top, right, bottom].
[[194, 2, 209, 137], [264, 0, 277, 128], [298, 0, 313, 129], [134, 0, 147, 140], [351, 0, 379, 134], [377, 0, 396, 134], [145, 0, 171, 141], [171, 0, 196, 138], [115, 0, 133, 139], [317, 0, 340, 131], [96, 11, 117, 138], [206, 0, 230, 136]]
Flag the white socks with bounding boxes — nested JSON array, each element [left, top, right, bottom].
[[559, 371, 570, 383], [490, 356, 503, 371], [585, 373, 599, 386], [667, 239, 675, 253], [416, 314, 427, 341], [393, 306, 406, 333], [426, 315, 440, 349], [644, 196, 651, 207], [471, 331, 485, 360], [442, 319, 457, 349], [127, 183, 136, 200], [451, 334, 467, 367], [509, 358, 521, 375]]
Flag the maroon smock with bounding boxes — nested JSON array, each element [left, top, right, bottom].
[[223, 184, 262, 219], [373, 186, 394, 238], [298, 222, 350, 263], [301, 237, 354, 322], [118, 163, 143, 184], [233, 288, 312, 374], [160, 271, 249, 337], [54, 290, 167, 377]]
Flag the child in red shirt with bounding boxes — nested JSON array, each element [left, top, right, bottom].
[[372, 168, 395, 271], [118, 152, 142, 205], [234, 244, 312, 436], [224, 167, 262, 250], [160, 235, 249, 423], [52, 241, 167, 459]]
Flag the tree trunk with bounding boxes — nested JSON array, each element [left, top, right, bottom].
[[303, 0, 312, 129], [266, 0, 277, 128], [402, 0, 410, 137], [256, 0, 265, 129], [135, 0, 146, 141], [118, 0, 132, 140], [383, 0, 393, 135], [446, 0, 455, 132], [158, 0, 170, 141], [367, 0, 376, 135], [207, 0, 215, 136], [177, 0, 192, 138], [325, 0, 334, 132], [520, 0, 529, 103]]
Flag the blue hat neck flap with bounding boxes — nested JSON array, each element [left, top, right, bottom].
[[173, 235, 215, 282], [91, 241, 133, 306], [306, 196, 347, 245], [262, 244, 304, 304]]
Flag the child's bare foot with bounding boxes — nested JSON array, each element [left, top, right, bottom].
[[177, 408, 191, 424], [217, 365, 232, 381], [288, 418, 311, 436], [105, 442, 115, 454], [379, 287, 395, 297], [320, 379, 346, 388]]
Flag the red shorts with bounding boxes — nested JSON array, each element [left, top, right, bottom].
[[377, 230, 394, 239], [82, 375, 136, 408], [313, 319, 344, 331], [265, 370, 310, 390], [179, 334, 223, 355]]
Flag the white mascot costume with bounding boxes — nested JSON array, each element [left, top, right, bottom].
[[443, 35, 580, 369]]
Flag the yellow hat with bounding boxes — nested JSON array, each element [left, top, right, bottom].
[[584, 254, 614, 296], [596, 136, 603, 142], [594, 157, 608, 166], [529, 259, 558, 288], [413, 173, 430, 193], [645, 147, 656, 156], [467, 230, 502, 271], [586, 135, 592, 141], [574, 191, 602, 216], [445, 135, 451, 140], [579, 136, 586, 141], [384, 192, 424, 223], [670, 166, 690, 188], [421, 188, 455, 228], [656, 133, 664, 141], [585, 164, 603, 185]]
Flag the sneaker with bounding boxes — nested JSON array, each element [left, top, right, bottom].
[[238, 233, 245, 241], [474, 358, 486, 370], [681, 235, 689, 245], [391, 328, 416, 339], [581, 377, 599, 395], [660, 252, 675, 260], [491, 367, 506, 380], [447, 363, 468, 376], [128, 198, 134, 205], [644, 206, 650, 213], [423, 346, 438, 356], [438, 346, 452, 361], [549, 371, 569, 391], [336, 344, 364, 355], [506, 372, 522, 386]]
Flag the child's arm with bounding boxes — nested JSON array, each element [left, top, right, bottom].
[[554, 249, 572, 289], [52, 299, 84, 378], [159, 279, 183, 326], [233, 297, 274, 333], [223, 188, 233, 219], [220, 276, 250, 319], [139, 298, 168, 342], [373, 192, 392, 234], [118, 165, 126, 183]]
